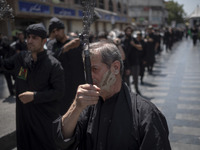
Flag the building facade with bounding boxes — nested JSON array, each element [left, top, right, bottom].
[[189, 5, 200, 28], [128, 0, 167, 28], [0, 0, 131, 38]]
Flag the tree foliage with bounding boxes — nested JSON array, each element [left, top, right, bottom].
[[165, 0, 186, 25]]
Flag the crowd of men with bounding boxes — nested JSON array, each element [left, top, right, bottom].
[[0, 22, 192, 101], [0, 17, 199, 149]]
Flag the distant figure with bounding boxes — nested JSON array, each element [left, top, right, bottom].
[[44, 17, 58, 50], [121, 26, 142, 94], [0, 35, 16, 96], [191, 26, 198, 46], [15, 31, 27, 53], [144, 26, 158, 74]]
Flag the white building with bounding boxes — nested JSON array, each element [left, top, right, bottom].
[[128, 0, 167, 28], [189, 5, 200, 28]]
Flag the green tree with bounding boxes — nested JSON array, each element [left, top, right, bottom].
[[165, 0, 186, 25]]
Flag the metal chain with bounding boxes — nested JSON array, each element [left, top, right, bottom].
[[81, 0, 95, 84], [82, 0, 95, 49]]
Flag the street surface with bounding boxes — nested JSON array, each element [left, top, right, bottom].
[[134, 37, 200, 150], [0, 37, 200, 149]]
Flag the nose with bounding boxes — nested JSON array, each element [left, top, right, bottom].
[[91, 72, 96, 84]]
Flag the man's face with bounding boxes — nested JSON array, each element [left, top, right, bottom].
[[125, 28, 132, 37], [54, 28, 65, 41], [18, 33, 24, 40], [91, 53, 116, 93], [27, 34, 45, 53], [137, 34, 142, 40]]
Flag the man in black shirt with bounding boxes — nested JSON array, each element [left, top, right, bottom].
[[164, 27, 173, 52], [46, 17, 85, 115], [145, 26, 158, 74], [191, 25, 199, 46], [0, 23, 65, 150], [121, 26, 142, 94], [54, 41, 171, 150], [136, 32, 147, 85]]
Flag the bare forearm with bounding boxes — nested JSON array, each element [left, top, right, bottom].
[[62, 38, 80, 53], [61, 101, 83, 139], [130, 41, 142, 50], [62, 43, 73, 53], [135, 44, 142, 50]]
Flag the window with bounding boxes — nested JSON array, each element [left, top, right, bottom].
[[74, 0, 81, 4], [99, 0, 104, 9], [117, 2, 121, 13], [109, 0, 113, 12], [124, 4, 127, 14]]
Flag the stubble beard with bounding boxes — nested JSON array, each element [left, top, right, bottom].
[[99, 70, 116, 93]]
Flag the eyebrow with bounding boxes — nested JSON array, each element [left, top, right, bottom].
[[27, 34, 40, 38]]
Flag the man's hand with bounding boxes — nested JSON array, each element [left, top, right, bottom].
[[18, 91, 34, 104], [75, 84, 100, 110], [61, 84, 100, 139], [148, 38, 154, 42], [70, 38, 81, 49]]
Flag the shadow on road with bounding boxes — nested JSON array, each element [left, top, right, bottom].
[[141, 81, 157, 87], [2, 96, 16, 104]]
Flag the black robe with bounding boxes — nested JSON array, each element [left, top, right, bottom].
[[47, 39, 85, 115], [0, 51, 65, 150], [53, 83, 171, 150], [145, 33, 156, 65]]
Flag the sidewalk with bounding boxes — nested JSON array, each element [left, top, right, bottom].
[[0, 74, 16, 149]]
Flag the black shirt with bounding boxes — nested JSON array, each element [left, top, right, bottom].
[[129, 38, 142, 66], [47, 38, 85, 115], [53, 83, 171, 150], [96, 93, 119, 150], [15, 40, 27, 52]]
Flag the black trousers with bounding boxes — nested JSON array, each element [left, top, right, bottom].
[[130, 65, 140, 93], [4, 72, 15, 96]]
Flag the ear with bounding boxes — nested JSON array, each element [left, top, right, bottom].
[[42, 38, 47, 45], [111, 60, 120, 75]]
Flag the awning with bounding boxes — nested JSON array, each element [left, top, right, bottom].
[[95, 8, 117, 16], [189, 5, 200, 19]]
